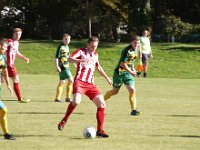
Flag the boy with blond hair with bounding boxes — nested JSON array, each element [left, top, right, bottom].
[[55, 34, 73, 102]]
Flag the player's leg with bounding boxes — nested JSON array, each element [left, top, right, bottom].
[[124, 74, 141, 116], [104, 87, 120, 100], [104, 72, 122, 100], [11, 74, 30, 103], [92, 95, 109, 138], [142, 54, 149, 78], [125, 84, 141, 116], [65, 72, 73, 102], [55, 80, 65, 102], [58, 93, 82, 130], [55, 71, 67, 102], [0, 102, 16, 140]]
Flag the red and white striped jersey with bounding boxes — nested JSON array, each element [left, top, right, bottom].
[[71, 48, 99, 84], [6, 39, 19, 68]]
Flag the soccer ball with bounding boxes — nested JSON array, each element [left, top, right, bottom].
[[83, 126, 96, 139]]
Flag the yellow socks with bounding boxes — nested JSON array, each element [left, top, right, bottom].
[[129, 93, 137, 111], [104, 90, 113, 101], [55, 82, 64, 100], [0, 108, 9, 134], [66, 82, 73, 99]]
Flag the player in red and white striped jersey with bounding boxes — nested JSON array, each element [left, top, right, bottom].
[[58, 36, 112, 138], [6, 28, 30, 103]]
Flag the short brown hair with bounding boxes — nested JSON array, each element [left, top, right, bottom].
[[87, 36, 99, 44], [63, 33, 71, 38], [13, 28, 22, 33], [131, 35, 140, 42], [0, 38, 7, 46]]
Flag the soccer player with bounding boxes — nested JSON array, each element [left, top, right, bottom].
[[55, 34, 73, 102], [140, 30, 153, 77], [58, 36, 112, 138], [104, 35, 141, 116], [6, 28, 30, 103], [0, 38, 16, 140]]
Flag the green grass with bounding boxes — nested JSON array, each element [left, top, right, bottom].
[[15, 40, 200, 78], [0, 75, 200, 150]]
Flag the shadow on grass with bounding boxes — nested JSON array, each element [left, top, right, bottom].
[[163, 46, 200, 52], [149, 134, 200, 139], [2, 99, 17, 102], [10, 112, 84, 115], [155, 114, 200, 118], [167, 114, 200, 118]]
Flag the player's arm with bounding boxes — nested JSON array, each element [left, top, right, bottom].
[[150, 46, 153, 58], [139, 45, 142, 60], [55, 58, 61, 72], [55, 48, 61, 72], [68, 48, 83, 64], [16, 51, 29, 63], [2, 68, 13, 95], [121, 62, 136, 76], [148, 38, 153, 58], [96, 62, 112, 85], [120, 49, 136, 76]]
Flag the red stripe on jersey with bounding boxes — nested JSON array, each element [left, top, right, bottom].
[[79, 66, 86, 80], [86, 68, 91, 83]]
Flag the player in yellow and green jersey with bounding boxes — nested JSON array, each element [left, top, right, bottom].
[[0, 38, 16, 140], [54, 34, 73, 102], [104, 35, 142, 116]]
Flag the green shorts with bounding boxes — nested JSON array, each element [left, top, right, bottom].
[[59, 69, 72, 80], [113, 71, 135, 88]]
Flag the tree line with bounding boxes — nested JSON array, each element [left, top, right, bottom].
[[0, 0, 200, 42]]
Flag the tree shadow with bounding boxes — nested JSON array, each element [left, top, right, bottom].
[[2, 99, 17, 102], [149, 134, 200, 139], [163, 46, 200, 52], [166, 114, 200, 118], [10, 112, 84, 115], [155, 114, 200, 118]]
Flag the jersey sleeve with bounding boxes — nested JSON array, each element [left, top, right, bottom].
[[120, 48, 129, 62], [4, 55, 7, 69], [70, 48, 82, 59], [55, 46, 60, 58]]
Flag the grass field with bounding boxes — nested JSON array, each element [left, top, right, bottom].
[[15, 40, 200, 78], [0, 40, 200, 149], [0, 75, 200, 150]]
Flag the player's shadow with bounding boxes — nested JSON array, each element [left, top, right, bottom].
[[11, 134, 84, 140], [155, 114, 200, 118], [10, 112, 85, 115], [163, 46, 200, 52], [166, 114, 200, 118], [12, 134, 68, 138], [2, 99, 17, 102], [149, 134, 200, 139]]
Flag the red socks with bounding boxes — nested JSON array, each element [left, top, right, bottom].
[[14, 83, 22, 101], [63, 103, 76, 122], [62, 104, 105, 131], [96, 108, 105, 131]]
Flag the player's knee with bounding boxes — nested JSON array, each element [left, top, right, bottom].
[[129, 88, 135, 94], [69, 78, 73, 84], [13, 77, 19, 83], [60, 80, 65, 84], [100, 101, 106, 108], [72, 99, 81, 106], [112, 90, 119, 95], [0, 107, 8, 116], [98, 96, 106, 108]]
